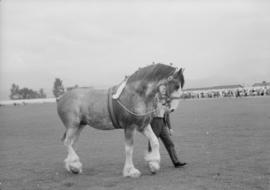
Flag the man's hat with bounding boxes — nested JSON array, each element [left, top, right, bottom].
[[157, 80, 168, 88]]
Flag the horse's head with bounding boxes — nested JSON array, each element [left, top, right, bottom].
[[165, 68, 185, 111], [126, 63, 185, 112]]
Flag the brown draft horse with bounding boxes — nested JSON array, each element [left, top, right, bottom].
[[57, 63, 185, 177]]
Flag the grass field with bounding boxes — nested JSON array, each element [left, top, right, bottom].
[[0, 97, 270, 190]]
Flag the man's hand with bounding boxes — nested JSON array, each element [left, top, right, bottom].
[[168, 128, 174, 136]]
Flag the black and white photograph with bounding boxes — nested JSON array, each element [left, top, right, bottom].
[[0, 0, 270, 189]]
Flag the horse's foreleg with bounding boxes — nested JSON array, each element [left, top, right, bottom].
[[142, 124, 160, 174], [123, 127, 141, 178], [63, 125, 84, 174]]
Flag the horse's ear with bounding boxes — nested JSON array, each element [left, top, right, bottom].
[[172, 67, 181, 77], [177, 68, 185, 75], [172, 67, 185, 84]]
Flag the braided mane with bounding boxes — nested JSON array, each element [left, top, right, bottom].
[[127, 63, 176, 84]]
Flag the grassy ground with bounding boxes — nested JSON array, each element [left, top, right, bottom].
[[0, 97, 270, 190]]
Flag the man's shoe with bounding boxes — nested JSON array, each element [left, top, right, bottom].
[[174, 162, 187, 168]]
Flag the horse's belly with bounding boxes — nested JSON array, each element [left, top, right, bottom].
[[81, 92, 116, 130], [85, 111, 115, 130], [90, 121, 115, 130]]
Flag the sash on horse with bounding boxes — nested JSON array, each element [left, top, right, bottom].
[[107, 77, 129, 129], [107, 86, 121, 129]]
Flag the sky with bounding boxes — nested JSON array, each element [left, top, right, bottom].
[[1, 0, 270, 100]]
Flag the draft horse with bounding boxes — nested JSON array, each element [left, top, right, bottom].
[[57, 63, 185, 177]]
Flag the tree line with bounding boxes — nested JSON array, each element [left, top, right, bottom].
[[9, 78, 65, 100]]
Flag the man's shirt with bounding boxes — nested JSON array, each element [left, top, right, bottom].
[[153, 94, 170, 118]]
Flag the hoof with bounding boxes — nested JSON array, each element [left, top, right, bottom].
[[65, 160, 82, 174], [123, 167, 141, 178], [70, 165, 82, 174], [148, 160, 160, 174]]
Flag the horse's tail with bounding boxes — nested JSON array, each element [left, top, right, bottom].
[[61, 131, 67, 142]]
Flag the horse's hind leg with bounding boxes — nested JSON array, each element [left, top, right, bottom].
[[63, 124, 84, 174], [123, 126, 141, 178]]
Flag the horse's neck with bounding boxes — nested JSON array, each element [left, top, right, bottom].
[[127, 80, 159, 100]]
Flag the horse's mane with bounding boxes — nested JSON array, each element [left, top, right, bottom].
[[127, 63, 176, 83]]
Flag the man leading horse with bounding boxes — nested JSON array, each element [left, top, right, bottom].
[[57, 63, 185, 178], [149, 82, 186, 169]]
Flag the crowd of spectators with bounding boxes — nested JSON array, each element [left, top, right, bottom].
[[182, 86, 270, 99]]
